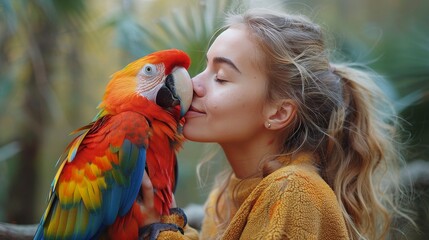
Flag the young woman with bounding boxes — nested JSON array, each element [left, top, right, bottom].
[[141, 8, 411, 240]]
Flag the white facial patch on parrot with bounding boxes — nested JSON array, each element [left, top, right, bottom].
[[137, 63, 166, 101]]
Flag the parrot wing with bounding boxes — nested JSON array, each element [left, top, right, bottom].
[[34, 111, 150, 239]]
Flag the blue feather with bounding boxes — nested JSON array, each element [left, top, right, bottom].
[[102, 183, 122, 225], [120, 147, 146, 216]]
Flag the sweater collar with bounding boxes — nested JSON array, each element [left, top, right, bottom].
[[228, 152, 316, 207]]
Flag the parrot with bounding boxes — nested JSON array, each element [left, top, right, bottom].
[[34, 49, 193, 240]]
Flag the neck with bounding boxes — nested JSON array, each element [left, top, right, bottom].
[[220, 132, 279, 179]]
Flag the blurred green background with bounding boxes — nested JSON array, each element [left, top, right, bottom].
[[0, 0, 428, 238]]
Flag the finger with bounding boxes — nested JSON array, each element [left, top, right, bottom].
[[171, 194, 177, 208], [141, 171, 154, 209]]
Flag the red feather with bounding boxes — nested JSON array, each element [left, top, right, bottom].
[[35, 49, 191, 240]]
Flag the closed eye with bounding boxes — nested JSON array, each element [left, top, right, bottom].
[[215, 77, 228, 84]]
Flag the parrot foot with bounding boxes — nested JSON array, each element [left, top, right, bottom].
[[139, 208, 188, 240], [139, 222, 183, 240]]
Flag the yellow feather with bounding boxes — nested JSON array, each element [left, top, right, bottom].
[[97, 177, 107, 189], [66, 181, 76, 199], [78, 181, 91, 211], [89, 163, 101, 178], [56, 208, 68, 237], [90, 179, 101, 208], [87, 179, 98, 210], [50, 160, 67, 198], [73, 183, 82, 203], [58, 180, 76, 206], [64, 207, 77, 236], [46, 204, 61, 236], [58, 184, 66, 203]]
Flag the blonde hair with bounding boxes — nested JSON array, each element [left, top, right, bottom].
[[208, 8, 412, 240]]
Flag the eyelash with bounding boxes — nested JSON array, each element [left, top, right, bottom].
[[215, 78, 227, 84], [215, 75, 227, 84]]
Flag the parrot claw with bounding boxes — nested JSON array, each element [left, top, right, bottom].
[[139, 222, 184, 240], [139, 208, 188, 240]]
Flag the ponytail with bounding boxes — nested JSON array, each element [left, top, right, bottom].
[[325, 64, 408, 239]]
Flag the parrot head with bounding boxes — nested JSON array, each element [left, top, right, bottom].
[[100, 49, 193, 117]]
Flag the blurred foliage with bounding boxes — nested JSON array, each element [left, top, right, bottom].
[[0, 0, 428, 237], [0, 0, 91, 223]]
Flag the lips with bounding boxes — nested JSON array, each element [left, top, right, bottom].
[[190, 105, 204, 113], [185, 105, 206, 118]]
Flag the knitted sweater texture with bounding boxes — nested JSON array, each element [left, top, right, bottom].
[[200, 153, 349, 240]]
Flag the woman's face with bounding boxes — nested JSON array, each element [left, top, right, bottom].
[[184, 25, 271, 144]]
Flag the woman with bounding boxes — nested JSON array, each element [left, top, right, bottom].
[[141, 8, 411, 240]]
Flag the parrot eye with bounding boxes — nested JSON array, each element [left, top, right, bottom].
[[141, 64, 158, 77]]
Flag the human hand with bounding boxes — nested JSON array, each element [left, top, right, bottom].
[[138, 172, 186, 240], [137, 171, 161, 226]]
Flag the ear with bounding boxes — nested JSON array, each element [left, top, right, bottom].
[[264, 99, 296, 130]]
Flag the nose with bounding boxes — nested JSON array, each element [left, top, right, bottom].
[[192, 72, 205, 97]]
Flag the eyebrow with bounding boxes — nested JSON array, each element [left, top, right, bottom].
[[207, 56, 241, 74]]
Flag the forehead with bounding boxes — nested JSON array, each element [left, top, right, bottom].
[[207, 25, 263, 71]]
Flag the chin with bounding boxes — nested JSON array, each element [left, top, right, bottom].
[[183, 127, 210, 142], [183, 125, 197, 141]]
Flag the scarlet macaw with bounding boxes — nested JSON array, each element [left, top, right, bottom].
[[34, 49, 192, 239]]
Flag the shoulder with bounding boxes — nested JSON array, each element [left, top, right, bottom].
[[204, 162, 349, 239], [250, 162, 341, 219], [241, 163, 348, 239], [260, 163, 332, 198]]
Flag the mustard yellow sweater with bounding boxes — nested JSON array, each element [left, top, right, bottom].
[[157, 153, 349, 239]]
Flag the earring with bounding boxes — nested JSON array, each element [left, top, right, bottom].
[[266, 122, 271, 129]]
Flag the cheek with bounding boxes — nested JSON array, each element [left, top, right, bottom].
[[207, 92, 244, 118], [214, 92, 260, 113], [209, 94, 264, 132]]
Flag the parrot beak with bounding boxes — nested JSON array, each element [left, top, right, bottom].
[[156, 67, 193, 117]]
